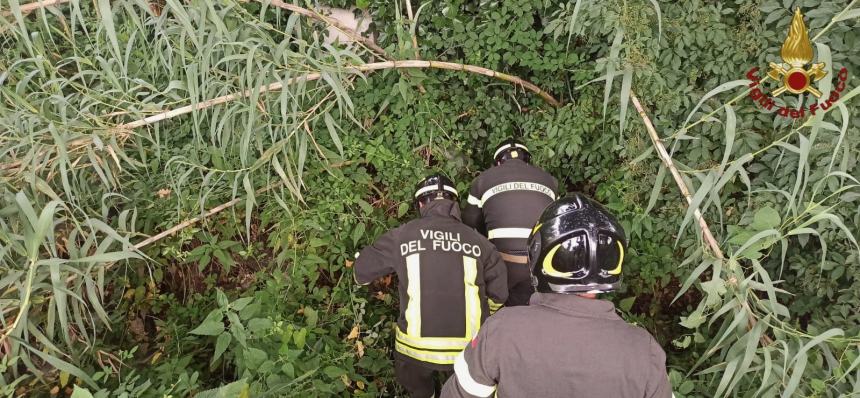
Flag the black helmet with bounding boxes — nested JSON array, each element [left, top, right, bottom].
[[527, 193, 627, 294], [493, 139, 531, 164], [414, 174, 458, 209]]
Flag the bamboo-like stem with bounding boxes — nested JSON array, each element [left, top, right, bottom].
[[404, 0, 420, 60], [630, 91, 723, 259], [630, 90, 772, 345], [118, 60, 559, 129], [0, 60, 559, 174], [133, 180, 284, 249], [402, 0, 427, 94], [0, 0, 69, 17], [7, 61, 554, 170]]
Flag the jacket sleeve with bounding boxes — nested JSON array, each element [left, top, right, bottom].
[[353, 227, 398, 285], [645, 336, 674, 398], [482, 248, 508, 314], [440, 316, 501, 398], [462, 180, 486, 235]]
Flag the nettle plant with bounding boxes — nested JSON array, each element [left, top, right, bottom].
[[1, 0, 860, 396]]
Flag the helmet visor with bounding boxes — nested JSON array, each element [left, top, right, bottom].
[[541, 233, 589, 280], [596, 233, 623, 276]]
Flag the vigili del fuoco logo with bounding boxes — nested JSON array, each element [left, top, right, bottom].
[[745, 8, 849, 119]]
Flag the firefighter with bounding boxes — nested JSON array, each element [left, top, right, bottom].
[[441, 193, 673, 398], [462, 139, 558, 306], [354, 174, 509, 398]]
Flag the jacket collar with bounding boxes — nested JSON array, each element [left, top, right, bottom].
[[529, 292, 621, 321], [419, 199, 462, 221], [497, 158, 528, 168]]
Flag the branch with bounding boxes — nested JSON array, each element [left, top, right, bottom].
[[0, 0, 69, 17], [124, 60, 559, 128], [629, 91, 723, 259], [1, 59, 559, 174], [630, 90, 772, 345]]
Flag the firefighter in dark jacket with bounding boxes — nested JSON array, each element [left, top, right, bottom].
[[441, 193, 674, 398], [354, 175, 509, 398], [462, 139, 558, 306]]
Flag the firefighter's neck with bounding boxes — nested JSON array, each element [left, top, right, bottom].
[[575, 293, 598, 299]]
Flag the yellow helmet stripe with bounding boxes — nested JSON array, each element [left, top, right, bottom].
[[542, 244, 574, 278], [531, 223, 543, 235], [607, 241, 624, 275]]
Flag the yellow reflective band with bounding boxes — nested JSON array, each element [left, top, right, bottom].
[[395, 341, 459, 365], [488, 299, 503, 311], [463, 256, 481, 339], [405, 254, 422, 336], [454, 352, 497, 397], [542, 244, 574, 278], [532, 223, 542, 234], [395, 328, 470, 350], [607, 241, 624, 275]]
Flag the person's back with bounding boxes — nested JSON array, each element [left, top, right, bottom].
[[463, 140, 558, 306], [354, 175, 508, 397], [465, 158, 557, 252], [442, 193, 672, 398], [451, 294, 670, 397]]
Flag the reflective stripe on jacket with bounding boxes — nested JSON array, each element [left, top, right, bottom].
[[354, 199, 509, 367], [440, 293, 674, 397]]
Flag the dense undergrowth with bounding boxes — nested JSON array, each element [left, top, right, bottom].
[[1, 0, 860, 396]]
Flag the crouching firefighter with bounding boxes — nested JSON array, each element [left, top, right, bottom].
[[354, 175, 509, 398], [463, 139, 558, 306], [442, 193, 673, 398]]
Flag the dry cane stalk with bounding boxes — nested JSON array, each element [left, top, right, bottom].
[[119, 60, 559, 128], [630, 90, 771, 345], [0, 60, 559, 173], [0, 0, 69, 17]]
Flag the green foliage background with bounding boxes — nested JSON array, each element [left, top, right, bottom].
[[1, 0, 859, 396]]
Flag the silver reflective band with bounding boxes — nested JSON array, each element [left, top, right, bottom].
[[467, 195, 481, 206], [414, 184, 459, 198], [487, 228, 532, 240], [477, 181, 555, 208], [454, 352, 496, 397], [493, 143, 529, 159]]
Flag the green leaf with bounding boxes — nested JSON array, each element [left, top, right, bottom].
[[230, 297, 254, 311], [71, 386, 95, 398], [212, 333, 232, 364], [97, 0, 121, 59], [323, 366, 347, 378], [190, 320, 225, 336], [352, 222, 366, 246], [618, 296, 636, 312], [602, 29, 624, 118], [680, 79, 750, 132], [618, 66, 633, 134], [833, 8, 860, 21], [193, 379, 249, 398], [397, 202, 409, 217], [751, 207, 781, 230], [28, 347, 96, 388], [357, 199, 373, 215], [248, 318, 273, 333], [243, 347, 268, 369], [304, 307, 318, 327], [324, 112, 344, 156]]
